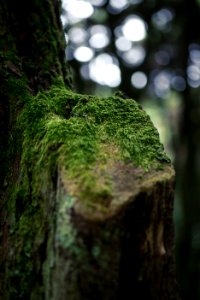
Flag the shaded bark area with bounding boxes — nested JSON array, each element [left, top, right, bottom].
[[0, 1, 180, 299], [118, 182, 177, 299], [0, 0, 70, 297], [0, 0, 71, 184], [3, 0, 72, 91], [44, 165, 179, 300]]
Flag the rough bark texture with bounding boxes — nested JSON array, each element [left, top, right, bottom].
[[48, 165, 177, 300], [0, 0, 180, 299]]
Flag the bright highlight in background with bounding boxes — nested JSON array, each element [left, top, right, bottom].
[[74, 46, 94, 62], [109, 0, 128, 10], [62, 0, 94, 19], [89, 54, 121, 87], [61, 0, 147, 89], [122, 15, 147, 42], [89, 25, 110, 49], [122, 46, 146, 66], [68, 27, 87, 44], [115, 36, 132, 52], [131, 71, 147, 89]]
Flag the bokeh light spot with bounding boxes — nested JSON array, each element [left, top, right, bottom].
[[152, 8, 174, 30], [115, 36, 132, 52], [74, 46, 94, 62], [122, 46, 146, 66], [131, 72, 147, 89], [62, 0, 94, 20], [122, 15, 147, 42], [68, 27, 87, 44], [109, 0, 129, 12], [153, 71, 171, 97], [187, 64, 200, 88], [171, 76, 186, 92], [89, 25, 110, 49], [89, 54, 121, 87]]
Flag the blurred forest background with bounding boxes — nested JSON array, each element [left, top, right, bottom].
[[61, 0, 200, 299]]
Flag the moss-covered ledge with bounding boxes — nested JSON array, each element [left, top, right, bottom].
[[17, 78, 170, 195], [2, 79, 179, 300]]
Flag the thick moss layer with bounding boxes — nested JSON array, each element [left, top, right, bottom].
[[0, 1, 174, 297], [2, 80, 172, 299], [18, 81, 170, 197]]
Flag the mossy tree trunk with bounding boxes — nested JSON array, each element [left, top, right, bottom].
[[0, 1, 180, 299]]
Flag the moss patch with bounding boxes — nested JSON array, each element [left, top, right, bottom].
[[3, 80, 171, 298], [17, 81, 170, 201]]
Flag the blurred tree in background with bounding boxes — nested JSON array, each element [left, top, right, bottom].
[[61, 0, 200, 299]]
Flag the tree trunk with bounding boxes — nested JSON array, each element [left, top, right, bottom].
[[0, 1, 180, 299], [174, 1, 200, 299]]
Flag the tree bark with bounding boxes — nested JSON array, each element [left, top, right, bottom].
[[0, 0, 180, 299]]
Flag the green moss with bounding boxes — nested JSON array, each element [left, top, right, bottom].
[[6, 192, 47, 299], [17, 82, 170, 202], [4, 80, 171, 298]]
